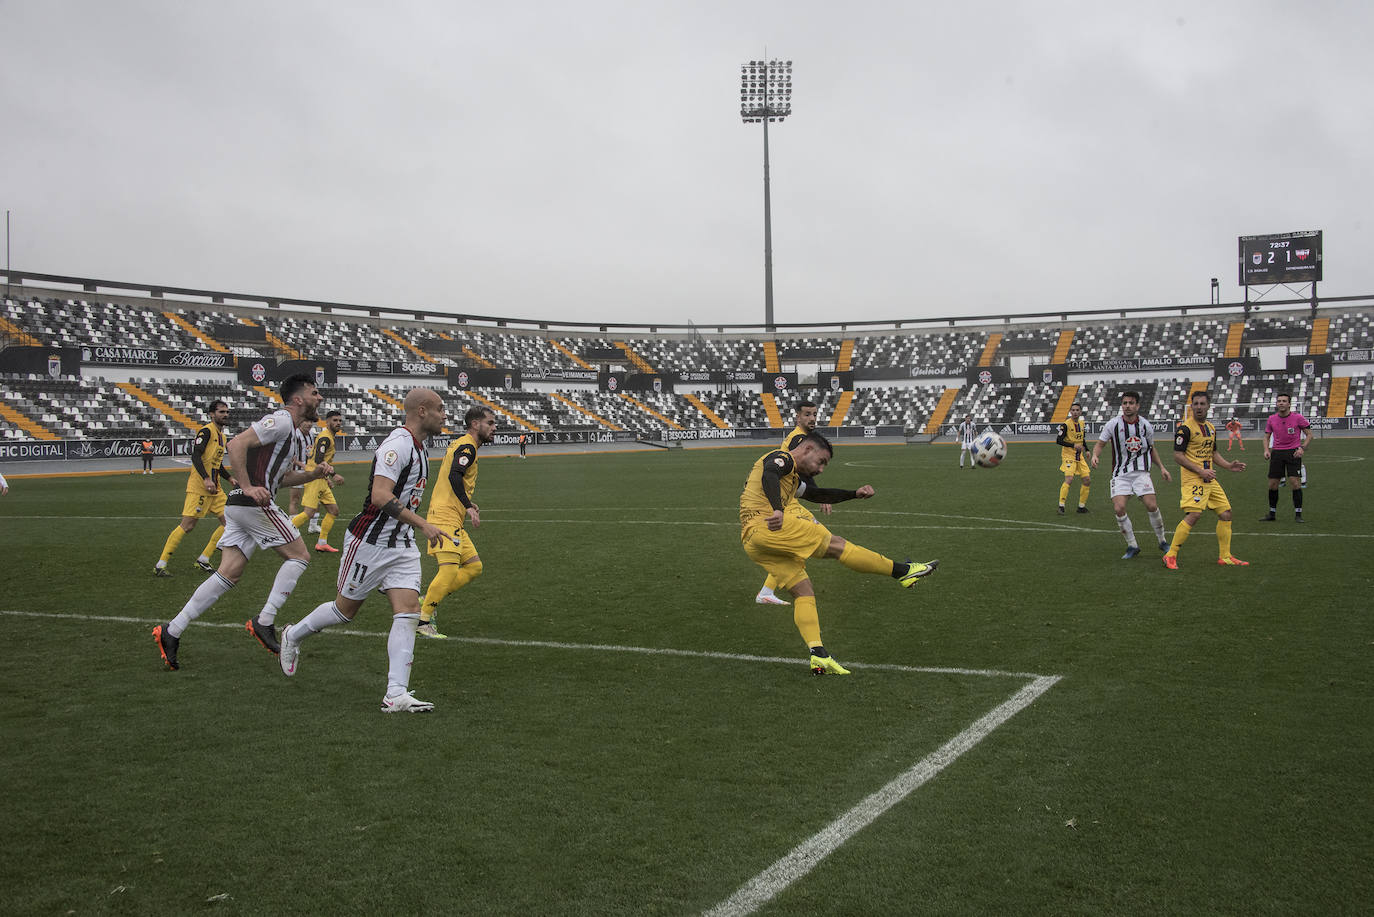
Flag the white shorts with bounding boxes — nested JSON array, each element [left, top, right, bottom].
[[219, 503, 303, 558], [1110, 470, 1157, 499], [336, 531, 423, 601]]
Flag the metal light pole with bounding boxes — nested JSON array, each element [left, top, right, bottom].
[[740, 59, 792, 331]]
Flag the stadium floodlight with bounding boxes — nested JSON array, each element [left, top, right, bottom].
[[739, 58, 792, 331]]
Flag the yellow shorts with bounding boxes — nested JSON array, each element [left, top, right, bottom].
[[428, 525, 478, 565], [181, 489, 227, 519], [1180, 479, 1231, 513], [741, 514, 833, 591], [787, 500, 817, 524], [1060, 454, 1090, 477], [301, 478, 337, 509]]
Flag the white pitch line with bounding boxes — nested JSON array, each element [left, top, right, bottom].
[[0, 610, 1051, 680], [704, 674, 1063, 917]]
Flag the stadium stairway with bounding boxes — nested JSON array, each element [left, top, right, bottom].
[[829, 390, 855, 426], [466, 390, 541, 432], [163, 312, 231, 353], [1309, 317, 1330, 355], [1051, 384, 1079, 423], [1224, 321, 1246, 358], [116, 382, 201, 433], [550, 339, 594, 369], [760, 392, 785, 428], [239, 317, 302, 360], [1327, 376, 1349, 417], [836, 339, 854, 371], [923, 387, 960, 434], [1051, 329, 1074, 363], [0, 400, 60, 440], [684, 392, 730, 429], [763, 341, 780, 373], [549, 392, 624, 431], [463, 346, 494, 369], [614, 341, 655, 373], [977, 332, 1003, 367], [382, 328, 436, 362], [619, 393, 682, 430], [0, 315, 43, 347]]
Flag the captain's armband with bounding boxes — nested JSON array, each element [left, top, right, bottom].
[[381, 498, 405, 519]]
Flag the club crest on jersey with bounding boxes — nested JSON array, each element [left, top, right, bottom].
[[1125, 435, 1143, 454]]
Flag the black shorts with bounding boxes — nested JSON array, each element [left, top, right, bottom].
[[1268, 448, 1302, 480]]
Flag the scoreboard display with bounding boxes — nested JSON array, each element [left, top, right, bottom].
[[1238, 230, 1322, 286]]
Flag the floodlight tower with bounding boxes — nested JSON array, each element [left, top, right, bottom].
[[740, 58, 792, 331]]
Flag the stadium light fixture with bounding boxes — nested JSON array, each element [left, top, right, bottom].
[[739, 58, 792, 331]]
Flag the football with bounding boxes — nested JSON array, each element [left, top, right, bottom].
[[971, 431, 1007, 467]]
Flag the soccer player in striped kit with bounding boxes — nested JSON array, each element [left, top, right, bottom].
[[1091, 391, 1173, 559], [277, 388, 449, 713], [153, 374, 333, 670]]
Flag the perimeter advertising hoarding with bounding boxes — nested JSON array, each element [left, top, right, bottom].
[[448, 368, 522, 390], [0, 346, 82, 376]]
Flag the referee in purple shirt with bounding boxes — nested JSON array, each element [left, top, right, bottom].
[[1260, 392, 1312, 523]]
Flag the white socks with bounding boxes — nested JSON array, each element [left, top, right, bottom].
[[291, 601, 350, 641], [257, 558, 309, 625], [1147, 509, 1166, 542], [1116, 513, 1137, 549], [386, 613, 420, 697], [169, 573, 235, 637]]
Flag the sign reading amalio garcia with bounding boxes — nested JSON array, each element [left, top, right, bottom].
[[81, 346, 234, 369]]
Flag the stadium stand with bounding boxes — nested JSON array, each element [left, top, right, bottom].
[[3, 284, 1373, 448]]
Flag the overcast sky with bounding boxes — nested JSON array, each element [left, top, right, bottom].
[[3, 1, 1371, 329]]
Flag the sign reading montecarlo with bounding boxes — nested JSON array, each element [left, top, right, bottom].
[[0, 437, 191, 463], [80, 347, 234, 369]]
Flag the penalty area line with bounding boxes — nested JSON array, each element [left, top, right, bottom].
[[0, 610, 1052, 681], [704, 673, 1062, 917]]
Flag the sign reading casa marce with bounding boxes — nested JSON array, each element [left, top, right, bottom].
[[81, 347, 234, 369]]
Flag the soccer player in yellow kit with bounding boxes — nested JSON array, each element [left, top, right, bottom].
[[1164, 390, 1248, 569], [417, 405, 497, 639], [1056, 401, 1091, 514], [154, 400, 233, 576], [755, 400, 831, 606], [740, 431, 938, 675], [291, 410, 346, 552]]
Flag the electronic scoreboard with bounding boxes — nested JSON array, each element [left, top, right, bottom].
[[1238, 230, 1322, 285]]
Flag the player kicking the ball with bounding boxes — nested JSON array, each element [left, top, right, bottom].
[[739, 431, 938, 675]]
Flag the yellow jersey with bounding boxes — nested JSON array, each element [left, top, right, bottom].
[[187, 421, 227, 495], [304, 428, 337, 472], [740, 449, 801, 529], [1173, 414, 1217, 485], [782, 426, 809, 451], [1056, 417, 1087, 461], [428, 433, 480, 530]]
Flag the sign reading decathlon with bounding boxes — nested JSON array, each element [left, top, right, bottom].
[[81, 347, 233, 369]]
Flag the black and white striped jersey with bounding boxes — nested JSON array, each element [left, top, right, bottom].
[[226, 409, 311, 507], [348, 427, 430, 548], [1096, 415, 1158, 476]]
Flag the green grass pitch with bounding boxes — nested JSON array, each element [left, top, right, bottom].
[[1, 439, 1371, 915]]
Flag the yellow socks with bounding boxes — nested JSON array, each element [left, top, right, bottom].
[[1059, 482, 1070, 505], [763, 574, 779, 592], [1078, 484, 1090, 507], [420, 561, 483, 622], [201, 525, 224, 559], [160, 526, 186, 564], [291, 512, 308, 529], [1167, 519, 1193, 557], [317, 514, 336, 544], [1216, 520, 1232, 558], [793, 595, 822, 649], [837, 542, 893, 576]]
